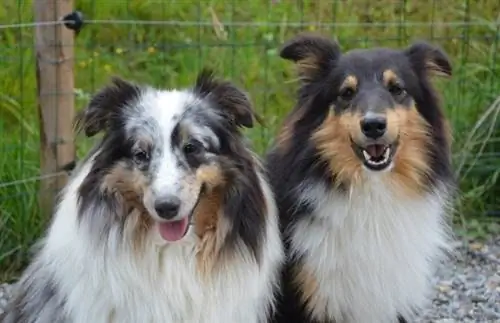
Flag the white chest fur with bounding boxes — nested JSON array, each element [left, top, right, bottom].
[[290, 177, 451, 323], [43, 240, 270, 323], [37, 165, 282, 323]]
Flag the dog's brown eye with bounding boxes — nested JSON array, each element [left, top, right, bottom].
[[133, 150, 149, 163], [339, 88, 356, 101], [183, 140, 202, 155], [388, 83, 405, 96]]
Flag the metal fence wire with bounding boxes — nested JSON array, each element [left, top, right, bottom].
[[0, 0, 499, 278]]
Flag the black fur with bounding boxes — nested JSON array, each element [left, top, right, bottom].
[[280, 33, 342, 84], [267, 33, 454, 323], [74, 77, 142, 137], [193, 69, 257, 129]]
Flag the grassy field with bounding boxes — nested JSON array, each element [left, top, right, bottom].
[[0, 0, 499, 280]]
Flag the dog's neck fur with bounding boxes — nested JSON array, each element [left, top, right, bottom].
[[288, 174, 452, 323], [10, 157, 282, 323]]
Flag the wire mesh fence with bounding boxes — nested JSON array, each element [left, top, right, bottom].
[[0, 0, 499, 278]]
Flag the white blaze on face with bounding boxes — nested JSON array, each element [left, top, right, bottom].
[[126, 89, 203, 242]]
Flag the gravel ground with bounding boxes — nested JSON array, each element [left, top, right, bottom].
[[416, 235, 500, 323], [1, 236, 499, 322]]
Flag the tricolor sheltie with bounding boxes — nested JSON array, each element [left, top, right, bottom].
[[1, 70, 284, 323], [266, 33, 455, 323]]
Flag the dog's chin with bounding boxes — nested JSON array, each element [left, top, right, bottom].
[[351, 140, 398, 172]]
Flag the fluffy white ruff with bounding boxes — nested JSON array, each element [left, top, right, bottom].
[[37, 160, 283, 323], [290, 174, 452, 323]]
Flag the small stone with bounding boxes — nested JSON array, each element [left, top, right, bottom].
[[487, 275, 500, 290], [480, 304, 500, 319], [437, 284, 452, 293], [469, 242, 484, 251], [471, 295, 486, 303], [435, 294, 450, 304]]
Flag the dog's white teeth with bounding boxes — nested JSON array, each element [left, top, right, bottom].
[[363, 147, 391, 166], [383, 147, 391, 161], [363, 150, 372, 161]]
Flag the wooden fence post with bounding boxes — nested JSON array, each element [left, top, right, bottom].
[[33, 0, 75, 217]]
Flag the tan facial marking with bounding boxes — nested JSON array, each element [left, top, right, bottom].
[[390, 105, 433, 197], [385, 106, 402, 140], [192, 163, 226, 240], [100, 162, 153, 252], [101, 163, 149, 211], [340, 75, 358, 92], [193, 188, 223, 238], [194, 188, 224, 276], [313, 111, 364, 187], [192, 163, 232, 278], [382, 69, 399, 86], [196, 164, 225, 190]]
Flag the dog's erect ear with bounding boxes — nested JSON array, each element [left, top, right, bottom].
[[74, 77, 142, 137], [280, 33, 342, 82], [194, 69, 257, 129], [404, 41, 452, 78]]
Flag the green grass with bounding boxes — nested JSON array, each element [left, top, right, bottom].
[[1, 0, 499, 280]]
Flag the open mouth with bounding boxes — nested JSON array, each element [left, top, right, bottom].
[[157, 189, 204, 243], [353, 142, 397, 171], [158, 217, 190, 242]]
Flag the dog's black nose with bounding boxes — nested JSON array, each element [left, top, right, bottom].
[[360, 116, 387, 139], [154, 197, 181, 219]]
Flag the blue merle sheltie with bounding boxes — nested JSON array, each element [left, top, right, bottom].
[[266, 33, 455, 323], [1, 70, 284, 323]]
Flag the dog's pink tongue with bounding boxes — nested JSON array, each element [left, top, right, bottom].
[[158, 218, 189, 242], [366, 144, 385, 158]]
